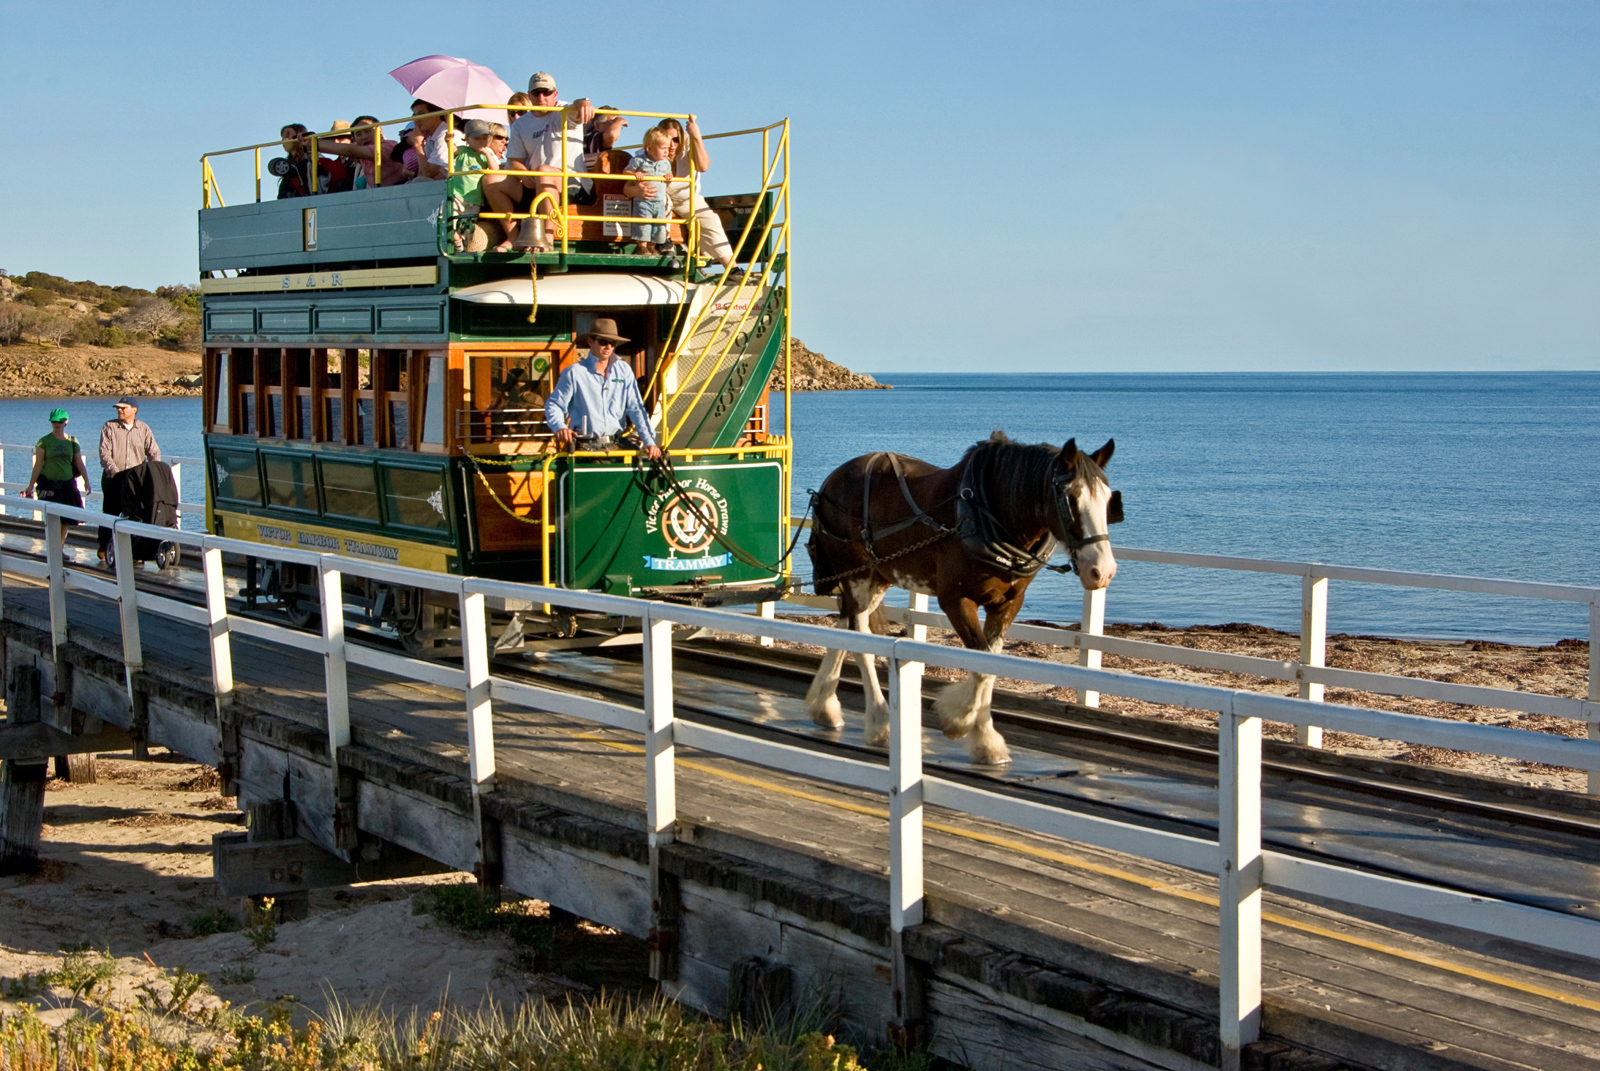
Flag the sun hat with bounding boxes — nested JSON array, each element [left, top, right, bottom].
[[462, 119, 494, 140], [577, 318, 628, 346], [115, 396, 139, 408], [330, 119, 352, 133], [528, 72, 557, 94], [49, 408, 68, 422]]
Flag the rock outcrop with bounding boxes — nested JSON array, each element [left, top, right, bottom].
[[0, 344, 201, 398], [767, 338, 889, 393]]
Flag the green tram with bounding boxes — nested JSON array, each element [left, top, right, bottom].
[[196, 107, 793, 651]]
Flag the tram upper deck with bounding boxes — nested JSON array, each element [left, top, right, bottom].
[[195, 106, 793, 596]]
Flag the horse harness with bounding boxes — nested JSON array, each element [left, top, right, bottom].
[[812, 443, 1110, 586]]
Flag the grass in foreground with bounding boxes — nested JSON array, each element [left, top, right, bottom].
[[0, 993, 900, 1071]]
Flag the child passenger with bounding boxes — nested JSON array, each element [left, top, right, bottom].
[[447, 120, 498, 251], [624, 128, 674, 256]]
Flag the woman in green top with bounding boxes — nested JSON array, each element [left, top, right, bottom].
[[23, 407, 91, 523]]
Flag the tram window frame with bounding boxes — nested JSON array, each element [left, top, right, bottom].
[[261, 450, 318, 513], [418, 351, 447, 453], [212, 446, 264, 506], [233, 350, 257, 436], [259, 349, 283, 439], [352, 349, 378, 446], [381, 462, 452, 535], [317, 349, 345, 444], [286, 349, 313, 440], [207, 350, 231, 432], [465, 346, 566, 447], [319, 457, 383, 524]]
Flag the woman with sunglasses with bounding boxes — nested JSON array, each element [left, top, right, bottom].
[[654, 116, 735, 273]]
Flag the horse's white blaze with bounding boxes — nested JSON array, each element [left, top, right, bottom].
[[1071, 476, 1118, 591]]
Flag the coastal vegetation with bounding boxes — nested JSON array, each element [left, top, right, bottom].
[[0, 270, 200, 354]]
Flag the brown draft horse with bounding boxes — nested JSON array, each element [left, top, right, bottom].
[[804, 432, 1121, 765]]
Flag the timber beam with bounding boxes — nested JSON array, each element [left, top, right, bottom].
[[212, 832, 453, 899], [0, 723, 134, 762]]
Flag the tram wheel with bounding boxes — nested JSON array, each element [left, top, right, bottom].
[[278, 563, 319, 629], [396, 587, 453, 656]]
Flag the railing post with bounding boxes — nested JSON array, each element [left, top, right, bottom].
[[1588, 601, 1599, 795], [757, 599, 775, 648], [1218, 696, 1263, 1070], [44, 506, 67, 654], [459, 588, 500, 886], [319, 563, 351, 745], [1078, 586, 1106, 708], [113, 523, 143, 694], [643, 611, 679, 981], [170, 461, 182, 526], [1297, 573, 1327, 748], [201, 546, 234, 700], [909, 590, 929, 643], [888, 644, 926, 1042]]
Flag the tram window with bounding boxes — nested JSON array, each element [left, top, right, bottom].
[[320, 350, 344, 443], [211, 352, 231, 430], [261, 350, 283, 438], [235, 351, 256, 435], [262, 453, 317, 512], [353, 349, 375, 445], [212, 448, 263, 505], [383, 466, 450, 532], [320, 459, 381, 522], [420, 355, 446, 448], [469, 352, 554, 444], [383, 351, 411, 449]]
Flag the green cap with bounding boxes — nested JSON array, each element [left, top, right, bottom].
[[48, 408, 68, 423]]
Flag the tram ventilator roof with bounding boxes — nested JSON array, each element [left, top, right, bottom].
[[451, 273, 691, 307]]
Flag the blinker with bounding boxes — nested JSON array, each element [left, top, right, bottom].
[[1107, 490, 1124, 525]]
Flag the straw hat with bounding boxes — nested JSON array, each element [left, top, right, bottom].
[[578, 318, 628, 346]]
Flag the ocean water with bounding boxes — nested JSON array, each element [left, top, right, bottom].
[[5, 375, 1596, 644], [782, 372, 1600, 645]]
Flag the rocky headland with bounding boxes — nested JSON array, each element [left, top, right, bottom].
[[770, 337, 890, 392]]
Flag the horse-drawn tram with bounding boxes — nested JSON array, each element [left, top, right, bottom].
[[196, 105, 792, 650]]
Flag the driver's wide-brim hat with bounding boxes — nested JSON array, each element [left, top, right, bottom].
[[578, 318, 629, 346]]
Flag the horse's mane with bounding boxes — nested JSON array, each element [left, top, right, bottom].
[[962, 429, 1103, 505]]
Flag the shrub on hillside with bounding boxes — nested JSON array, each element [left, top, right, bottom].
[[20, 287, 57, 307], [0, 304, 35, 345], [18, 271, 153, 305], [73, 320, 132, 347], [157, 319, 202, 351], [99, 296, 129, 313], [31, 313, 74, 346], [120, 296, 185, 337]]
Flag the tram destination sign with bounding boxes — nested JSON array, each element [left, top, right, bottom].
[[557, 458, 783, 593]]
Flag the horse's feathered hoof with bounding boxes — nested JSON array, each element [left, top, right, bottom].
[[968, 729, 1012, 766], [933, 682, 980, 739], [807, 693, 845, 729]]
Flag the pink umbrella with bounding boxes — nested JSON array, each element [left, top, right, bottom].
[[389, 54, 512, 127]]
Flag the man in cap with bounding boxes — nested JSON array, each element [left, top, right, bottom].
[[500, 72, 595, 250], [544, 319, 662, 459], [97, 397, 161, 561]]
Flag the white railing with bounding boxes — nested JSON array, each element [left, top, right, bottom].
[[5, 494, 1600, 1069], [0, 441, 204, 526], [785, 538, 1600, 787]]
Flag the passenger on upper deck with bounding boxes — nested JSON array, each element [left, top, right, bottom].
[[583, 107, 628, 171], [655, 117, 735, 273], [497, 72, 594, 251], [447, 120, 498, 251], [545, 319, 662, 459], [314, 115, 402, 189], [273, 124, 352, 198], [403, 99, 463, 182], [624, 129, 673, 257]]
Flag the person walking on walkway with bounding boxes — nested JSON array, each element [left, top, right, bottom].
[[97, 397, 160, 562], [22, 408, 91, 529]]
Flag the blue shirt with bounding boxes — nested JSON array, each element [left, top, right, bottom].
[[545, 354, 657, 446]]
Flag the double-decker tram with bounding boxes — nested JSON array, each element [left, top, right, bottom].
[[196, 104, 793, 652]]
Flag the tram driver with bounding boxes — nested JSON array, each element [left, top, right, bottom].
[[545, 319, 662, 459]]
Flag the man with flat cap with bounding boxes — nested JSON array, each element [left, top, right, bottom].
[[544, 319, 662, 459], [97, 396, 161, 562]]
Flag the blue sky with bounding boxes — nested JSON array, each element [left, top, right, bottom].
[[1, 1, 1596, 371]]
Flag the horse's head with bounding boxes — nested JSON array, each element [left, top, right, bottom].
[[1052, 438, 1121, 590]]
